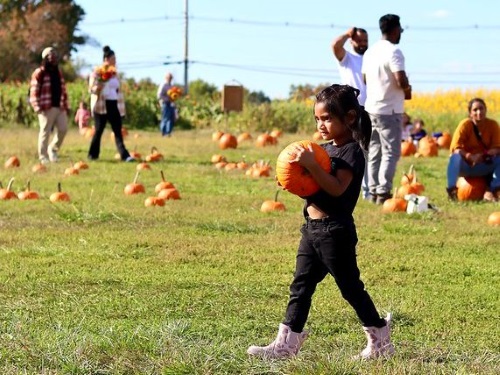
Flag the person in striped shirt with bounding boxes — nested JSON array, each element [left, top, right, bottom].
[[29, 47, 69, 164]]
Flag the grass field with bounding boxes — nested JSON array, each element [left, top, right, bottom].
[[0, 127, 499, 374]]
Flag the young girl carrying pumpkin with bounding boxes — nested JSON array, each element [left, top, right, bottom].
[[247, 84, 394, 360]]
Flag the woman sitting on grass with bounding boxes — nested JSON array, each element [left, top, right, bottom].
[[446, 98, 500, 202]]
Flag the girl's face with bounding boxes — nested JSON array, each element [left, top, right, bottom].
[[105, 55, 116, 66], [314, 102, 351, 142], [469, 101, 486, 123]]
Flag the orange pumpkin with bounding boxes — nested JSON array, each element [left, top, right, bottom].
[[261, 190, 286, 212], [64, 165, 79, 176], [401, 141, 416, 157], [136, 162, 152, 171], [270, 129, 283, 138], [211, 154, 226, 164], [145, 147, 163, 162], [73, 161, 89, 170], [418, 136, 438, 157], [219, 133, 238, 149], [157, 187, 181, 200], [155, 170, 175, 193], [237, 132, 252, 143], [212, 130, 224, 141], [124, 171, 146, 195], [18, 181, 40, 200], [437, 132, 451, 149], [215, 161, 228, 170], [0, 178, 18, 200], [382, 197, 407, 213], [276, 140, 331, 197], [49, 182, 70, 202], [255, 133, 276, 147], [487, 212, 500, 226], [32, 163, 47, 173], [456, 176, 487, 201], [312, 131, 322, 141], [4, 156, 20, 169], [144, 196, 165, 207]]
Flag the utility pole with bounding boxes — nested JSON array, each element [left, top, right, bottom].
[[184, 0, 189, 94]]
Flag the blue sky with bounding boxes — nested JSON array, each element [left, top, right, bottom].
[[73, 0, 500, 99]]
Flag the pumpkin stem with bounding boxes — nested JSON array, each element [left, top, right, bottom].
[[408, 164, 414, 177], [133, 171, 140, 184], [274, 189, 280, 202], [151, 146, 158, 154], [26, 180, 31, 191], [57, 182, 62, 193], [160, 170, 166, 182], [6, 177, 15, 191]]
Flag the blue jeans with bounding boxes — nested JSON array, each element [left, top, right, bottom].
[[160, 102, 175, 136], [367, 113, 403, 196], [283, 217, 385, 332], [447, 153, 500, 191]]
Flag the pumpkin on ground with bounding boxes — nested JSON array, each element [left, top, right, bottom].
[[155, 170, 175, 193], [49, 182, 70, 202], [4, 156, 20, 169], [382, 197, 407, 213], [124, 171, 145, 195], [237, 132, 252, 143], [219, 133, 238, 149], [255, 133, 277, 147], [437, 132, 451, 149], [401, 141, 416, 157], [18, 181, 40, 200], [212, 131, 224, 141], [487, 212, 500, 226], [261, 190, 286, 212], [145, 147, 163, 162], [456, 176, 487, 201], [32, 163, 47, 173], [418, 136, 439, 157], [157, 188, 181, 200], [144, 197, 165, 207], [276, 140, 331, 197], [0, 178, 18, 200], [73, 161, 89, 170]]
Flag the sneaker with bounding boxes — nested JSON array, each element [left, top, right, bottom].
[[376, 193, 392, 205], [446, 187, 458, 201], [483, 191, 497, 202], [125, 156, 136, 162], [40, 157, 50, 165], [48, 147, 58, 162]]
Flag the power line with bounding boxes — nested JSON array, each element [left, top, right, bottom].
[[81, 14, 500, 31]]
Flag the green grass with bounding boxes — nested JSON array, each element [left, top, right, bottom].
[[1, 128, 499, 374]]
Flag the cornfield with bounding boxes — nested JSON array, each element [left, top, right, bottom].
[[405, 88, 500, 133]]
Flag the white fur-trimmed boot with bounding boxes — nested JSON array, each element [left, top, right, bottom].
[[356, 313, 395, 359], [247, 323, 308, 359]]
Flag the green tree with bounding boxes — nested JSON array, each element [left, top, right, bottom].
[[0, 0, 86, 82]]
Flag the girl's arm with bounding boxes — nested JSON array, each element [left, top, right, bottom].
[[290, 144, 353, 197]]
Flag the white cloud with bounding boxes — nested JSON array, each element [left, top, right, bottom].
[[430, 9, 450, 18]]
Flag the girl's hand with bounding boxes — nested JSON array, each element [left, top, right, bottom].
[[289, 144, 316, 169]]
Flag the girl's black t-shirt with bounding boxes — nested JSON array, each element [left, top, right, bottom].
[[304, 140, 365, 223]]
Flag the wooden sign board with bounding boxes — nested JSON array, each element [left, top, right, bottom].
[[222, 85, 243, 112]]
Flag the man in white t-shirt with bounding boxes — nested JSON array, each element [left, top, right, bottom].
[[332, 27, 368, 106], [332, 27, 370, 199], [362, 14, 411, 204]]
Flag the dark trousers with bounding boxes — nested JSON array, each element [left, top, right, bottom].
[[88, 100, 130, 160], [283, 217, 385, 332]]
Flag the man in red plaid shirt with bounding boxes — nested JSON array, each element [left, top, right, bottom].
[[29, 47, 69, 164]]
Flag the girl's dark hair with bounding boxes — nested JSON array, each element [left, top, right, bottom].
[[103, 45, 115, 61], [315, 84, 372, 150], [467, 97, 486, 112]]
